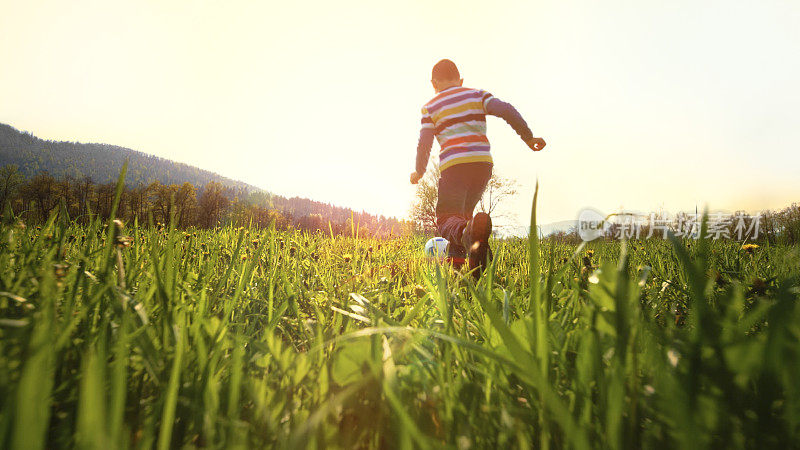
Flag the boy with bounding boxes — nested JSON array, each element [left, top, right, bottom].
[[410, 59, 546, 275]]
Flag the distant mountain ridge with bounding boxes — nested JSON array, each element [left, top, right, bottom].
[[0, 122, 406, 231], [0, 122, 257, 191]]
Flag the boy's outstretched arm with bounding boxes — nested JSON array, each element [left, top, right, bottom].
[[410, 114, 434, 184], [485, 98, 546, 151]]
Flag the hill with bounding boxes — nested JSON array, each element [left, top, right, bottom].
[[0, 123, 256, 191], [0, 122, 407, 233]]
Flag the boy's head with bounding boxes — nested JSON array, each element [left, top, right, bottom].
[[431, 59, 463, 93]]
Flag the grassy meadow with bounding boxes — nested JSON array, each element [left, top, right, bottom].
[[1, 179, 799, 449]]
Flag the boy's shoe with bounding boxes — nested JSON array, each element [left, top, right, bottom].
[[445, 256, 466, 269], [461, 212, 492, 278]]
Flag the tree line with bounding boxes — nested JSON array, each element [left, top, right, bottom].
[[0, 164, 411, 237]]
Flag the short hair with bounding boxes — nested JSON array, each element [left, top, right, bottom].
[[431, 59, 460, 81]]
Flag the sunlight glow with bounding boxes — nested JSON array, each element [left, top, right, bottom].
[[1, 0, 798, 226]]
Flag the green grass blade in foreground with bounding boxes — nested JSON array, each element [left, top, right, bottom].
[[10, 268, 56, 450], [528, 179, 541, 313], [109, 310, 130, 444], [527, 180, 552, 449], [319, 325, 589, 450], [75, 345, 108, 450], [157, 316, 186, 450]]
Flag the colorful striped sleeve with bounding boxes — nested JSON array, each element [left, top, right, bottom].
[[480, 90, 495, 112], [420, 107, 434, 130], [485, 98, 534, 142]]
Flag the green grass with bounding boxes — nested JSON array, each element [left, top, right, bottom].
[[1, 182, 799, 449]]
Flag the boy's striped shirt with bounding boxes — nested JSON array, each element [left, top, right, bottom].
[[421, 86, 495, 171]]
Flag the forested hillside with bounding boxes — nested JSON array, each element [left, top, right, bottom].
[[0, 123, 409, 235], [0, 123, 255, 191]]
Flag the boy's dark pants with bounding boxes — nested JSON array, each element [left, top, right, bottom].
[[436, 162, 493, 258]]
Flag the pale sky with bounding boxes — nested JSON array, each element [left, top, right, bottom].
[[2, 0, 799, 226]]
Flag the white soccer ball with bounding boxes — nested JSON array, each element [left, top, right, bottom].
[[424, 237, 449, 258]]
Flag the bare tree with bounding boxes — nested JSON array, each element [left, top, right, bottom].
[[410, 165, 440, 233], [478, 172, 519, 225], [126, 183, 150, 225], [411, 165, 520, 234], [94, 182, 118, 220], [198, 181, 230, 228], [0, 165, 23, 210], [73, 176, 93, 221], [20, 172, 58, 221], [149, 181, 172, 225], [174, 182, 197, 228], [56, 176, 75, 218]]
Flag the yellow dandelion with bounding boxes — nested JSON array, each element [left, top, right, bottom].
[[741, 243, 759, 254]]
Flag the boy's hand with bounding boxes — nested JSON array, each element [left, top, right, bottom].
[[410, 171, 423, 184], [526, 137, 547, 152]]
